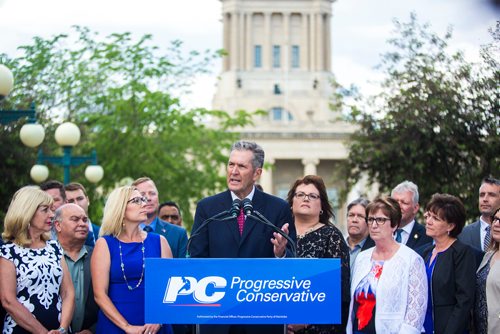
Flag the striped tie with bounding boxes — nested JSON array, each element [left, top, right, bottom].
[[484, 225, 491, 251]]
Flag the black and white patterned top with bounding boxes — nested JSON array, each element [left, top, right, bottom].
[[1, 240, 63, 333], [296, 224, 351, 334]]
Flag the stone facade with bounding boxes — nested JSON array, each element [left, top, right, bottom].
[[213, 0, 356, 229]]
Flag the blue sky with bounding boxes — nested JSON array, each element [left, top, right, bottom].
[[1, 0, 498, 108]]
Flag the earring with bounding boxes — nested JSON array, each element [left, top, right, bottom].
[[320, 210, 323, 215]]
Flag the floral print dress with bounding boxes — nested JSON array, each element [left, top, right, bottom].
[[1, 240, 63, 333]]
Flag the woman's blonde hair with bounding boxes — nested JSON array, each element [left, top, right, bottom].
[[2, 186, 53, 247], [100, 186, 137, 237]]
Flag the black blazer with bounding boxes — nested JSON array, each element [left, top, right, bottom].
[[361, 235, 375, 251], [405, 220, 433, 250], [0, 239, 4, 333], [190, 189, 295, 258], [421, 240, 476, 334]]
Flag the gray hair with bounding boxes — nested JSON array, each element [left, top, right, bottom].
[[391, 180, 419, 204], [230, 140, 265, 169], [347, 197, 370, 211]]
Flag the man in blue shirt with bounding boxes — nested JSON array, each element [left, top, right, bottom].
[[132, 177, 188, 258]]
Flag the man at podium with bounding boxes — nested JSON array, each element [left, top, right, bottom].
[[190, 140, 296, 334]]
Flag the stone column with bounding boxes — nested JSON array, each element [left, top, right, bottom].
[[264, 12, 271, 70], [230, 12, 239, 70], [246, 12, 252, 70], [260, 157, 275, 194], [223, 13, 230, 71], [317, 13, 324, 71], [284, 12, 290, 70], [302, 158, 319, 176]]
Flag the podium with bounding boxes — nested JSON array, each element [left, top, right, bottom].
[[145, 258, 341, 325]]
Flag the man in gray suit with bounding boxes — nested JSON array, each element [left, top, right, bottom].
[[54, 204, 98, 334], [459, 177, 500, 251], [391, 180, 433, 250]]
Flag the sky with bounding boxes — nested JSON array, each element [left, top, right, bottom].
[[1, 0, 498, 109]]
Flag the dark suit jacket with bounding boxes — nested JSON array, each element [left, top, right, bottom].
[[405, 220, 433, 250], [84, 222, 100, 247], [458, 220, 482, 251], [420, 240, 476, 334], [81, 245, 99, 332], [361, 235, 375, 251], [0, 239, 4, 333], [190, 189, 295, 259], [152, 217, 188, 258], [190, 189, 295, 334]]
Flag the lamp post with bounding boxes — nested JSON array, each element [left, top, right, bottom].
[[0, 64, 45, 146], [30, 122, 104, 184], [1, 64, 103, 184]]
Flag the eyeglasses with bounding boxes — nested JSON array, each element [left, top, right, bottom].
[[294, 192, 320, 201], [127, 196, 148, 205], [492, 216, 500, 224], [366, 217, 391, 225], [423, 212, 444, 223], [161, 215, 180, 221], [347, 213, 366, 221]]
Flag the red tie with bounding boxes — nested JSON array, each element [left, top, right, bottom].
[[237, 208, 245, 235]]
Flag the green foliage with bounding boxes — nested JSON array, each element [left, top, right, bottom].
[[342, 14, 499, 219], [1, 26, 253, 229]]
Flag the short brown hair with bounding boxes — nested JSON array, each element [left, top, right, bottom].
[[366, 196, 402, 228], [64, 182, 88, 197], [286, 175, 334, 224], [425, 193, 466, 238]]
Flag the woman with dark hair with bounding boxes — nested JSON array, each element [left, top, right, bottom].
[[474, 207, 500, 334], [0, 186, 75, 333], [347, 196, 427, 334], [286, 175, 350, 334], [421, 193, 476, 334]]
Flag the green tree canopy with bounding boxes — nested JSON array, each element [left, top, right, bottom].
[[1, 26, 253, 228], [343, 15, 499, 219]]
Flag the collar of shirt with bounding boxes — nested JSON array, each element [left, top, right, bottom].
[[479, 217, 490, 230], [88, 219, 94, 233], [63, 245, 88, 263], [400, 219, 415, 234], [140, 217, 157, 232], [346, 236, 367, 251], [230, 186, 256, 202]]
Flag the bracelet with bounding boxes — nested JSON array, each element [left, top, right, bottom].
[[57, 327, 67, 334]]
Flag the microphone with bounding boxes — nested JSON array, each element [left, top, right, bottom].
[[241, 198, 296, 258], [186, 199, 242, 258], [241, 198, 253, 216]]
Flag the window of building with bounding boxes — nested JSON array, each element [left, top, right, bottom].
[[272, 45, 281, 68], [291, 45, 300, 68], [270, 107, 293, 122], [254, 45, 262, 68]]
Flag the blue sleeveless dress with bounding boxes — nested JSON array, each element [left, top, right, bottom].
[[96, 233, 172, 334]]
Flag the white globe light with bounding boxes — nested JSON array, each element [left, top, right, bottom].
[[0, 64, 14, 98], [19, 123, 45, 147], [55, 122, 81, 146], [85, 165, 104, 183], [30, 165, 49, 183]]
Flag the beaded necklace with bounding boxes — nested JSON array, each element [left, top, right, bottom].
[[118, 237, 145, 290]]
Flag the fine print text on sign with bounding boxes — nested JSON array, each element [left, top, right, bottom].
[[145, 258, 341, 324]]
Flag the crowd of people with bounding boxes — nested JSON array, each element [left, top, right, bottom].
[[0, 140, 499, 334]]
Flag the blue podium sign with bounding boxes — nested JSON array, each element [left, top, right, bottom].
[[145, 258, 340, 324]]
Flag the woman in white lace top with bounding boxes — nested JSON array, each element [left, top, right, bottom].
[[346, 196, 427, 334]]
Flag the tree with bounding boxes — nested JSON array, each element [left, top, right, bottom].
[[342, 14, 499, 219], [1, 27, 253, 228]]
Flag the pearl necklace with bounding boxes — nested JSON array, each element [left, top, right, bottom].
[[118, 237, 145, 290], [297, 222, 322, 239]]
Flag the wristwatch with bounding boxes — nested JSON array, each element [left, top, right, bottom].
[[57, 327, 67, 334]]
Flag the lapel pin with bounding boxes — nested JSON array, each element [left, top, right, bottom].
[[414, 234, 419, 239]]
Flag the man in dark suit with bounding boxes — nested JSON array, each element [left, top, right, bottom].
[[64, 182, 100, 247], [459, 177, 500, 252], [391, 181, 433, 250], [132, 177, 188, 258], [346, 197, 374, 267], [190, 140, 295, 334], [54, 204, 98, 333]]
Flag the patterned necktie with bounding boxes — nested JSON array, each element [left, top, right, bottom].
[[237, 208, 245, 235], [143, 225, 153, 233], [395, 229, 403, 243], [484, 225, 491, 251]]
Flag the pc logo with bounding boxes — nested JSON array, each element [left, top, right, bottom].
[[163, 276, 227, 304]]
